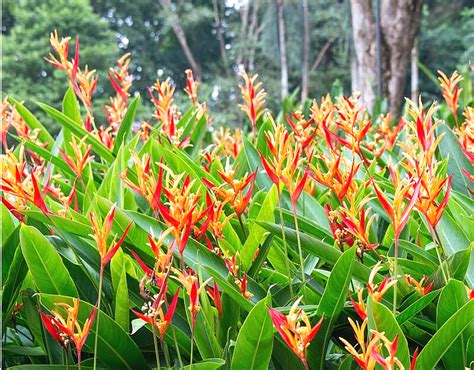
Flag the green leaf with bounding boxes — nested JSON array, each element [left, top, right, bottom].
[[368, 299, 410, 368], [241, 185, 278, 270], [113, 95, 140, 154], [309, 247, 356, 367], [180, 358, 226, 370], [416, 300, 474, 369], [437, 123, 473, 195], [111, 249, 130, 332], [2, 243, 28, 333], [231, 293, 273, 370], [8, 97, 54, 149], [396, 290, 440, 325], [40, 294, 149, 369], [62, 86, 82, 124], [436, 279, 471, 369], [243, 137, 272, 190], [38, 102, 115, 163], [20, 224, 78, 296]]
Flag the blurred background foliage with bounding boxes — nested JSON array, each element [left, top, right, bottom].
[[1, 0, 473, 132]]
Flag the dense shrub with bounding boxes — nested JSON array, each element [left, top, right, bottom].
[[2, 34, 473, 369]]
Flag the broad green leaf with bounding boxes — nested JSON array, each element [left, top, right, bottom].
[[416, 300, 474, 369], [243, 137, 272, 190], [241, 185, 278, 270], [40, 294, 149, 369], [396, 290, 440, 325], [436, 279, 471, 369], [2, 244, 28, 333], [20, 225, 78, 297], [8, 97, 54, 149], [437, 123, 473, 195], [231, 293, 273, 370], [181, 358, 226, 370], [62, 86, 82, 124], [113, 95, 140, 154], [111, 249, 129, 332], [309, 247, 356, 368], [368, 299, 410, 368], [38, 102, 115, 163], [2, 203, 18, 242]]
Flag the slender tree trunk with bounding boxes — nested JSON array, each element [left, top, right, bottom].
[[350, 0, 423, 119], [236, 2, 249, 68], [159, 0, 202, 80], [212, 0, 230, 76], [411, 39, 419, 101], [248, 1, 260, 71], [276, 0, 289, 99], [301, 0, 310, 103]]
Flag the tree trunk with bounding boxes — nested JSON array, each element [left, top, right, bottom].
[[276, 0, 289, 99], [247, 1, 260, 71], [301, 0, 310, 103], [236, 2, 250, 68], [411, 39, 419, 101], [212, 0, 230, 77], [159, 0, 202, 80], [350, 0, 423, 119]]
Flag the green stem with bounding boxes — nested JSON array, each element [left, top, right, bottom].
[[292, 206, 306, 287], [277, 191, 293, 297], [238, 214, 247, 239], [93, 265, 104, 370], [160, 337, 171, 368], [190, 326, 194, 369], [171, 324, 183, 368], [393, 237, 399, 314], [77, 350, 82, 370], [153, 328, 161, 370], [428, 224, 449, 283], [433, 226, 451, 279]]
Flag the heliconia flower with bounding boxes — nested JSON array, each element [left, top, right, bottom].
[[224, 255, 239, 277], [268, 296, 324, 369], [348, 287, 367, 320], [58, 136, 93, 179], [184, 69, 199, 104], [372, 176, 422, 243], [89, 205, 133, 266], [105, 53, 132, 131], [410, 348, 419, 370], [372, 114, 406, 157], [308, 152, 360, 203], [132, 287, 180, 339], [238, 70, 266, 137], [367, 262, 396, 302], [212, 127, 242, 159], [371, 333, 405, 370], [286, 111, 317, 154], [469, 288, 474, 300], [207, 281, 222, 318], [173, 268, 211, 328], [203, 167, 256, 219], [121, 152, 163, 216], [438, 70, 463, 118], [145, 231, 174, 286], [40, 298, 96, 366], [405, 275, 433, 295], [339, 318, 380, 370], [325, 205, 355, 250], [45, 30, 72, 72], [458, 107, 474, 162]]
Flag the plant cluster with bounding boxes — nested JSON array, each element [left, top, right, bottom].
[[2, 33, 474, 370]]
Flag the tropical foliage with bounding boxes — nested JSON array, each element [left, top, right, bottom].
[[2, 33, 474, 370]]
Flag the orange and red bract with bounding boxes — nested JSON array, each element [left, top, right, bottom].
[[89, 205, 132, 266], [131, 287, 180, 340], [184, 69, 199, 104], [238, 70, 266, 138], [207, 281, 222, 318], [268, 297, 323, 369], [58, 136, 93, 179], [405, 275, 433, 295], [40, 298, 96, 367], [438, 70, 463, 118]]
